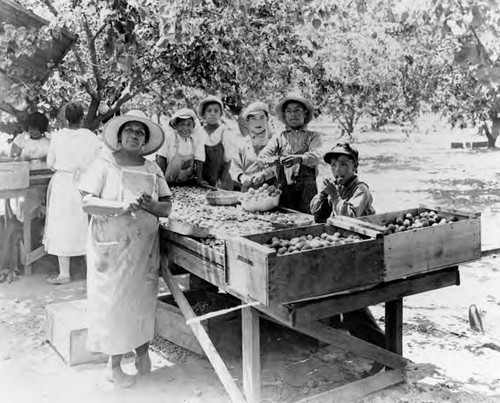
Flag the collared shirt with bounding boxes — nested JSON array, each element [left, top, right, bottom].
[[258, 127, 322, 167], [195, 125, 234, 163], [230, 135, 275, 182], [310, 176, 376, 221], [156, 128, 203, 163]]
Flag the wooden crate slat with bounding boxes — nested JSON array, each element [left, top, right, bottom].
[[290, 267, 460, 324]]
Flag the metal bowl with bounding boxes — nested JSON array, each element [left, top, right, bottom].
[[206, 191, 240, 206]]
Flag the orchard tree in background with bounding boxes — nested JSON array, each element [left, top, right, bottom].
[[427, 0, 500, 147], [1, 0, 324, 131]]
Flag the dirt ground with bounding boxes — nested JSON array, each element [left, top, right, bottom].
[[1, 115, 500, 402]]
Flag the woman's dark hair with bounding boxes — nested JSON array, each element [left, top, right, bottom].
[[65, 102, 85, 124], [25, 112, 49, 133], [201, 101, 222, 116], [117, 121, 150, 144]]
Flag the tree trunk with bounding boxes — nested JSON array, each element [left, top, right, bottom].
[[483, 118, 500, 148]]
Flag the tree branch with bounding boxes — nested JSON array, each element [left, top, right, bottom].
[[73, 48, 99, 100], [41, 0, 58, 17], [83, 16, 105, 93], [92, 23, 107, 43]]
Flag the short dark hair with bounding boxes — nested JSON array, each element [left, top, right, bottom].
[[201, 101, 222, 116], [117, 121, 150, 144], [282, 100, 309, 120], [172, 117, 195, 128], [25, 112, 49, 133], [65, 102, 85, 124]]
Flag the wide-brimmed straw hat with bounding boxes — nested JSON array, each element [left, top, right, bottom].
[[169, 108, 198, 128], [242, 101, 270, 120], [196, 95, 224, 118], [103, 114, 165, 156], [275, 94, 314, 125]]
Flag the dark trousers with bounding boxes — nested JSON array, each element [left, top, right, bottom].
[[323, 307, 386, 348]]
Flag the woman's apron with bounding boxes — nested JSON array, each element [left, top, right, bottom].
[[165, 134, 195, 184], [276, 142, 318, 214], [86, 166, 160, 355]]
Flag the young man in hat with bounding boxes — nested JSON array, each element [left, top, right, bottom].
[[258, 94, 322, 214], [311, 143, 385, 365], [231, 101, 276, 191], [156, 108, 203, 185]]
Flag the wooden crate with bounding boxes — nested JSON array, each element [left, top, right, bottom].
[[225, 223, 384, 306], [333, 206, 481, 281], [156, 292, 237, 356], [45, 299, 107, 366]]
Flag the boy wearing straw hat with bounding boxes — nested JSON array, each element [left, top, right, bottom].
[[258, 93, 322, 214]]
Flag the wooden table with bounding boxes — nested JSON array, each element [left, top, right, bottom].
[[0, 172, 51, 275], [159, 225, 461, 403]]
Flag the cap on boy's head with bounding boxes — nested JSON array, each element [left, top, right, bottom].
[[323, 143, 359, 164]]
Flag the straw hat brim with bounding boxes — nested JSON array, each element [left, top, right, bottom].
[[196, 96, 224, 118], [242, 101, 270, 120], [275, 95, 314, 125], [169, 108, 198, 128], [103, 115, 165, 156]]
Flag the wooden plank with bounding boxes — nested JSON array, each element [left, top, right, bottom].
[[419, 204, 481, 219], [242, 307, 260, 403], [25, 245, 46, 266], [291, 320, 409, 369], [295, 368, 405, 403], [328, 215, 384, 239], [385, 299, 403, 356], [291, 267, 459, 323], [160, 262, 247, 403], [226, 236, 270, 305], [160, 227, 225, 267], [23, 195, 32, 276], [165, 244, 226, 289]]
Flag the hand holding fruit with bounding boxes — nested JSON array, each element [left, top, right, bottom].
[[240, 174, 253, 187], [280, 155, 302, 168], [250, 172, 266, 186], [322, 178, 339, 199]]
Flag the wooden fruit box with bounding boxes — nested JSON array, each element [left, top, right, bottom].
[[225, 223, 384, 307], [332, 206, 481, 281]]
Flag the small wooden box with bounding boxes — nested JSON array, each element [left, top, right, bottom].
[[338, 206, 481, 281], [156, 292, 237, 356], [0, 161, 29, 190], [225, 223, 384, 306], [45, 299, 107, 366]]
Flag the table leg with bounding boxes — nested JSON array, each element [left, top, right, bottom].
[[385, 298, 403, 356], [23, 196, 32, 276], [242, 306, 261, 403]]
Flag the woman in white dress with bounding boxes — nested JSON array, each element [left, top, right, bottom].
[[43, 103, 101, 284], [79, 115, 171, 387]]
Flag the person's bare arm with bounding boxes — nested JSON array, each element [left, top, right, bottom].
[[138, 195, 172, 218]]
